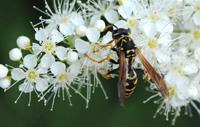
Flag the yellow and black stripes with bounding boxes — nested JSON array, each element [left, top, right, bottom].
[[125, 69, 137, 98]]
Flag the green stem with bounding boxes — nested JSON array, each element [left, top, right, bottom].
[[173, 30, 191, 33]]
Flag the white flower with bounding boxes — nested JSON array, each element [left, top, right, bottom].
[[94, 20, 106, 32], [86, 27, 100, 43], [9, 48, 22, 61], [8, 54, 48, 105], [0, 77, 11, 89], [34, 0, 84, 36], [66, 51, 78, 64], [16, 36, 31, 49], [80, 0, 119, 24], [40, 61, 87, 110], [0, 64, 8, 78], [75, 25, 87, 37], [182, 1, 200, 26]]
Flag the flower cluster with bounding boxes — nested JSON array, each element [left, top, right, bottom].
[[1, 0, 200, 125]]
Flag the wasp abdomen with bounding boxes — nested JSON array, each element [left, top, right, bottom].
[[125, 69, 137, 98]]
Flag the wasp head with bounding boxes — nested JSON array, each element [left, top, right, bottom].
[[112, 28, 129, 39]]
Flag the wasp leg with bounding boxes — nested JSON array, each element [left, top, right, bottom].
[[134, 68, 150, 81], [84, 54, 111, 63], [103, 25, 113, 32], [95, 39, 115, 48], [104, 68, 119, 79]]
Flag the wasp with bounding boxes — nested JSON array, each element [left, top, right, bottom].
[[84, 25, 169, 106]]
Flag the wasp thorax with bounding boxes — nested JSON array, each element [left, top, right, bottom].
[[42, 40, 56, 53]]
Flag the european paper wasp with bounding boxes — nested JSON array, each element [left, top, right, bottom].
[[84, 25, 169, 106]]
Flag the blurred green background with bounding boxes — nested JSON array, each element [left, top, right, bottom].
[[0, 0, 200, 127]]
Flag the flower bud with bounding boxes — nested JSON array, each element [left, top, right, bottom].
[[0, 77, 11, 89], [76, 25, 87, 36], [0, 64, 8, 78], [9, 48, 22, 61], [66, 51, 78, 64], [16, 36, 31, 49], [94, 20, 106, 32]]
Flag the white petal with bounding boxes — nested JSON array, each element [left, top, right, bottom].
[[51, 62, 66, 76], [11, 68, 25, 81], [90, 14, 101, 25], [55, 46, 68, 60], [194, 47, 200, 60], [19, 83, 33, 93], [102, 32, 113, 45], [143, 22, 157, 37], [51, 29, 64, 43], [193, 12, 200, 26], [0, 64, 8, 78], [40, 53, 55, 68], [23, 55, 37, 69], [118, 6, 129, 19], [67, 61, 81, 78], [0, 77, 11, 89], [70, 12, 84, 26], [36, 78, 48, 92], [86, 28, 100, 42], [155, 48, 170, 63], [114, 20, 128, 29], [32, 43, 42, 55], [9, 48, 22, 61], [66, 51, 78, 64], [16, 36, 31, 49], [94, 20, 106, 32], [75, 25, 87, 36], [35, 28, 48, 42], [104, 10, 118, 24], [59, 23, 75, 36], [156, 21, 173, 34], [37, 65, 48, 74], [75, 39, 90, 53], [183, 62, 198, 75]]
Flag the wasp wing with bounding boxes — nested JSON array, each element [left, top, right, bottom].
[[135, 49, 169, 99], [118, 51, 127, 106]]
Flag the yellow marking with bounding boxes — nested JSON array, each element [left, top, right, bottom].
[[131, 57, 135, 63], [114, 33, 119, 36], [129, 37, 131, 41], [123, 39, 127, 43], [127, 55, 132, 57], [118, 36, 124, 42], [121, 48, 124, 50], [125, 83, 129, 86], [126, 50, 131, 54], [131, 49, 135, 53], [134, 79, 138, 84]]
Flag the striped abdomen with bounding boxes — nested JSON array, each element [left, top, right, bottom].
[[125, 68, 137, 98]]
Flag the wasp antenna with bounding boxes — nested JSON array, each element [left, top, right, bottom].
[[111, 24, 118, 30]]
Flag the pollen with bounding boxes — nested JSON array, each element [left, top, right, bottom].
[[168, 86, 176, 97], [127, 17, 138, 29], [147, 38, 158, 50], [173, 64, 183, 75], [195, 5, 200, 11], [42, 40, 56, 53], [26, 69, 39, 82], [192, 29, 200, 41], [150, 14, 160, 23], [57, 72, 69, 82]]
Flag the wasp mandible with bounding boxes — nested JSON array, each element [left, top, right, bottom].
[[84, 25, 169, 106]]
